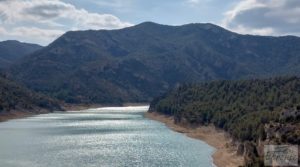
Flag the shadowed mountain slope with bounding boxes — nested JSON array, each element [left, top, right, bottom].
[[0, 73, 62, 115], [9, 22, 300, 104], [0, 40, 42, 68]]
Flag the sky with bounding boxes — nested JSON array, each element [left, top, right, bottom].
[[0, 0, 300, 46]]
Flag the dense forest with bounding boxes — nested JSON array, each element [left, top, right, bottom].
[[9, 22, 300, 104], [0, 73, 62, 116], [149, 76, 300, 166], [0, 40, 42, 68]]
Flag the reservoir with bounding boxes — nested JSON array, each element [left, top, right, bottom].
[[0, 106, 215, 167]]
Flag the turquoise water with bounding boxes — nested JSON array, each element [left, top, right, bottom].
[[0, 106, 215, 167]]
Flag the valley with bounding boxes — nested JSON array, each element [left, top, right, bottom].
[[0, 22, 299, 167]]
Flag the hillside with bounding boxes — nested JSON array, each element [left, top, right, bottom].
[[0, 73, 62, 121], [9, 22, 300, 104], [0, 40, 42, 68], [149, 77, 300, 165]]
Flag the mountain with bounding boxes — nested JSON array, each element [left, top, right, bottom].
[[149, 76, 300, 165], [0, 40, 42, 68], [0, 73, 62, 119], [9, 22, 300, 104]]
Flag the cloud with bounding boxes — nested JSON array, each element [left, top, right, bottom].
[[12, 27, 65, 44], [0, 0, 132, 45], [187, 0, 201, 4], [0, 26, 6, 34], [92, 0, 134, 8], [0, 26, 65, 46], [186, 0, 211, 6], [222, 0, 300, 36], [23, 2, 69, 19]]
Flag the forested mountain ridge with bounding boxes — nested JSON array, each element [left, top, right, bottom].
[[9, 22, 300, 104], [0, 73, 62, 120], [149, 76, 300, 165], [0, 40, 42, 68]]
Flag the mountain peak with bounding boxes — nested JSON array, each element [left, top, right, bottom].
[[0, 40, 20, 44], [0, 40, 43, 47], [10, 21, 300, 104], [0, 40, 42, 68], [131, 22, 231, 34], [138, 21, 160, 26], [133, 22, 169, 29]]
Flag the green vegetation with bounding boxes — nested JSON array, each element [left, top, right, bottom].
[[149, 77, 300, 166], [0, 40, 42, 68], [9, 22, 300, 104], [0, 73, 61, 114]]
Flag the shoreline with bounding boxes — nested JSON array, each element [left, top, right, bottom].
[[145, 112, 244, 167], [0, 108, 52, 122], [0, 111, 35, 122], [0, 103, 149, 122], [1, 105, 245, 166]]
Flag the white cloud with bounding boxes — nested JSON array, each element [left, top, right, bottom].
[[93, 0, 134, 9], [0, 26, 65, 45], [0, 26, 6, 34], [12, 27, 64, 43], [222, 0, 300, 36], [230, 25, 275, 36], [0, 0, 132, 45], [186, 0, 211, 6], [187, 0, 201, 4]]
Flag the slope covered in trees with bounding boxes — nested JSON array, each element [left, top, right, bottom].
[[0, 40, 42, 68], [9, 22, 300, 104], [149, 77, 300, 165], [0, 73, 62, 118]]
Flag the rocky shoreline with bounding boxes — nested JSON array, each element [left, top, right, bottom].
[[145, 112, 244, 167]]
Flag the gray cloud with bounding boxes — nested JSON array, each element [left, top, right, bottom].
[[23, 4, 68, 19], [223, 0, 300, 36], [0, 0, 132, 45], [0, 11, 7, 22]]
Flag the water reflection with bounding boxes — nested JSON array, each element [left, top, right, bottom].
[[0, 106, 214, 167]]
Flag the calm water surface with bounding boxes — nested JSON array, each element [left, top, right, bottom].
[[0, 106, 215, 167]]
